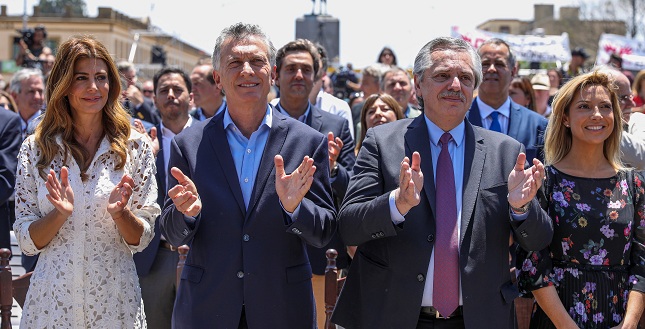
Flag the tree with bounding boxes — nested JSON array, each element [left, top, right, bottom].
[[38, 0, 86, 16], [577, 0, 643, 38]]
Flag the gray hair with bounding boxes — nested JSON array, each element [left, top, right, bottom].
[[380, 66, 411, 90], [478, 38, 516, 70], [211, 22, 276, 70], [9, 68, 43, 94], [413, 37, 482, 109], [116, 61, 135, 74]]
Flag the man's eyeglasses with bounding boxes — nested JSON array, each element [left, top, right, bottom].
[[619, 94, 634, 103]]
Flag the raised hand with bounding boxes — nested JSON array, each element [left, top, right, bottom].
[[327, 131, 343, 173], [45, 167, 74, 218], [167, 167, 202, 217], [507, 153, 545, 210], [133, 119, 159, 156], [107, 174, 135, 217], [275, 154, 316, 213], [394, 152, 423, 215]]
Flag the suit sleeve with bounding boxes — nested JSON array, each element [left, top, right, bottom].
[[338, 128, 400, 246], [160, 137, 200, 246], [629, 171, 645, 292], [286, 134, 337, 248], [331, 118, 356, 203], [0, 115, 21, 204], [621, 118, 645, 170]]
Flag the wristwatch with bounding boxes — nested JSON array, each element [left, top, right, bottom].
[[510, 202, 530, 214], [330, 163, 339, 178]]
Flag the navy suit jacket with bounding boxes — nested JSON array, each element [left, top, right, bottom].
[[468, 98, 548, 164], [331, 117, 553, 329], [306, 105, 355, 274], [133, 124, 166, 276], [0, 110, 22, 249], [160, 108, 336, 329]]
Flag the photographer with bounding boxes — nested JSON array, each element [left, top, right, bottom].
[[15, 25, 52, 69]]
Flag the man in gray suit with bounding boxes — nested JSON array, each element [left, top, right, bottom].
[[331, 37, 553, 328]]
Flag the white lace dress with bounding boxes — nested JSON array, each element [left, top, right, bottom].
[[13, 131, 160, 329]]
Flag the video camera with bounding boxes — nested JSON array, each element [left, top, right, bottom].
[[17, 25, 47, 48]]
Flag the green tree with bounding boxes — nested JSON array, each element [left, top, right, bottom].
[[38, 0, 86, 16]]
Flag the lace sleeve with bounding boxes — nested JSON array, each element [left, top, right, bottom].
[[125, 134, 160, 253], [12, 137, 46, 256]]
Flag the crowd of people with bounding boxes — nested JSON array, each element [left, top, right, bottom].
[[1, 21, 645, 329]]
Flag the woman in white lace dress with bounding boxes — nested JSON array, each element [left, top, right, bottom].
[[13, 36, 160, 328]]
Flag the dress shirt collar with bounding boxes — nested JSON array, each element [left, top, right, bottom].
[[476, 96, 511, 120], [276, 102, 311, 123], [160, 116, 194, 138], [425, 116, 465, 148], [223, 105, 273, 133]]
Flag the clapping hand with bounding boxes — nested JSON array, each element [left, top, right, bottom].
[[275, 155, 316, 213], [45, 167, 74, 218], [167, 167, 202, 217], [507, 153, 545, 210], [327, 132, 343, 173], [394, 152, 423, 215], [107, 174, 134, 217], [133, 119, 159, 157]]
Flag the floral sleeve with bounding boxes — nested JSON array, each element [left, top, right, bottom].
[[629, 170, 645, 293], [12, 137, 46, 256], [124, 133, 160, 252]]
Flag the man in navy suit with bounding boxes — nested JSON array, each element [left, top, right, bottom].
[[134, 67, 195, 329], [467, 38, 548, 164], [160, 23, 336, 329], [273, 38, 355, 328], [0, 109, 22, 250]]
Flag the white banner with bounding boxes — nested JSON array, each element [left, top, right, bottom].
[[597, 33, 645, 71], [451, 26, 571, 63]]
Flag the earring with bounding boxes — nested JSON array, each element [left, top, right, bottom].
[[564, 124, 570, 128]]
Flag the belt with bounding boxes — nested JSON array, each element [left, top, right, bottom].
[[159, 240, 177, 251], [420, 306, 463, 319]]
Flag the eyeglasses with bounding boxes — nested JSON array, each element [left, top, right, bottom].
[[143, 89, 154, 94], [619, 94, 634, 103]]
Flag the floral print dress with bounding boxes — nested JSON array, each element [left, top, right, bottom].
[[519, 166, 645, 329]]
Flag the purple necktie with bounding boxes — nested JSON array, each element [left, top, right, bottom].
[[433, 132, 459, 317]]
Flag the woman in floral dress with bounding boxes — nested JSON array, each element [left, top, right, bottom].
[[520, 71, 645, 328], [13, 36, 159, 328]]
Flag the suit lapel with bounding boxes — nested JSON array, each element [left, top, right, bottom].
[[206, 116, 246, 215], [246, 109, 288, 217], [467, 98, 483, 127], [460, 121, 485, 247], [309, 106, 323, 132], [155, 124, 166, 195], [404, 116, 436, 219], [506, 101, 521, 141]]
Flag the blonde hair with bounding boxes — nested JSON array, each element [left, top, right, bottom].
[[35, 35, 131, 180], [545, 71, 623, 170]]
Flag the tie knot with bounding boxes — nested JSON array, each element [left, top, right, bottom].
[[440, 132, 452, 146], [490, 111, 499, 120]]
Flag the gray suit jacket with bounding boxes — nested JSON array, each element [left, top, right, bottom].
[[621, 112, 645, 170], [331, 116, 553, 329]]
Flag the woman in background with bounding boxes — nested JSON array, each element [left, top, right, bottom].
[[355, 93, 404, 154], [377, 46, 397, 67], [14, 35, 160, 328], [509, 77, 536, 111]]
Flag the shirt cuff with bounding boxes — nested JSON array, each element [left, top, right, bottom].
[[510, 210, 529, 221], [281, 201, 301, 224], [389, 190, 406, 225]]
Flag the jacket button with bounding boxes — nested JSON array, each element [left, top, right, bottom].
[[371, 234, 377, 239], [427, 234, 434, 242], [243, 234, 250, 242], [237, 271, 244, 278], [417, 274, 425, 282]]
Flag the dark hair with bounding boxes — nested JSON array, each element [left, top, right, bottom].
[[478, 38, 516, 70], [276, 39, 320, 77], [510, 77, 536, 111], [153, 67, 192, 94], [377, 47, 397, 66]]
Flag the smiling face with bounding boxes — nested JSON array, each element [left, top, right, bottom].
[[415, 49, 476, 131], [478, 43, 516, 99], [366, 97, 398, 129], [563, 84, 614, 149], [383, 70, 412, 109], [67, 57, 109, 119], [213, 35, 275, 109]]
